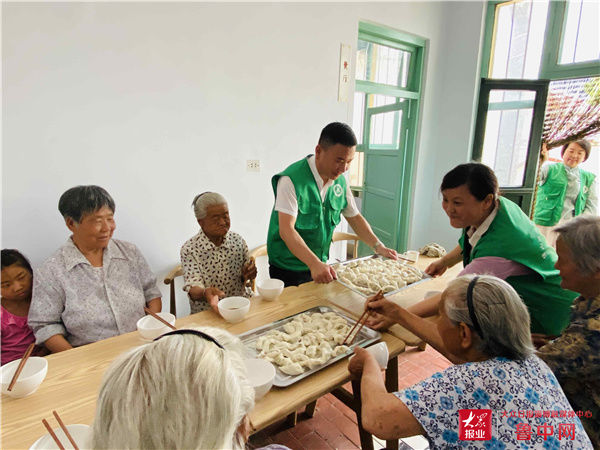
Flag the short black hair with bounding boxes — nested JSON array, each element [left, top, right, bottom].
[[58, 185, 115, 223], [440, 163, 499, 201], [318, 122, 357, 148], [1, 249, 33, 274]]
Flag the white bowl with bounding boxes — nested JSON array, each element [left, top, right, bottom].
[[349, 342, 389, 369], [244, 358, 275, 400], [257, 278, 284, 301], [30, 423, 90, 449], [136, 312, 176, 340], [1, 356, 48, 398], [218, 297, 250, 323]]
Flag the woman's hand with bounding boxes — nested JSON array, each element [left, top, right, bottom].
[[310, 261, 337, 283], [425, 258, 447, 277], [365, 293, 400, 330], [376, 244, 398, 260], [205, 287, 225, 313], [242, 258, 257, 283], [348, 347, 373, 379]]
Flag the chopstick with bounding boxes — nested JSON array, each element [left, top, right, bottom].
[[7, 343, 35, 391], [342, 291, 383, 345], [42, 418, 65, 450], [143, 308, 176, 330], [53, 410, 79, 450]]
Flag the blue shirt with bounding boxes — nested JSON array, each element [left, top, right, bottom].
[[395, 356, 592, 449]]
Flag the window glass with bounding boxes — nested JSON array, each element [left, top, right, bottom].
[[356, 40, 411, 88], [348, 151, 365, 187], [481, 90, 536, 187], [560, 0, 600, 64], [490, 0, 549, 79], [353, 93, 365, 145]]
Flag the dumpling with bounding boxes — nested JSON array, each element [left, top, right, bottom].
[[280, 362, 304, 376]]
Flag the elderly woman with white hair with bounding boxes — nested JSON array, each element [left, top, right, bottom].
[[90, 326, 288, 449], [351, 275, 593, 448], [538, 215, 600, 446], [180, 192, 256, 314]]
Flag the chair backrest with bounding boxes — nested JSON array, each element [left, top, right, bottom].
[[163, 265, 183, 317], [249, 244, 267, 259], [331, 231, 360, 259]]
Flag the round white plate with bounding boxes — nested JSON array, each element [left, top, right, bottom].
[[30, 424, 90, 449]]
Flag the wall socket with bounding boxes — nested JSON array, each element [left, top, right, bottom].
[[246, 159, 260, 172]]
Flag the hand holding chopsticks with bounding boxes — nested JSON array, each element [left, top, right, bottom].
[[143, 307, 176, 331], [41, 410, 79, 450], [342, 290, 384, 346], [7, 343, 35, 391]]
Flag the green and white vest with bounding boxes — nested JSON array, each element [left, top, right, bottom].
[[534, 163, 595, 226], [460, 197, 577, 335], [267, 157, 347, 272]]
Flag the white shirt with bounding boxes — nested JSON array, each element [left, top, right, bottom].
[[275, 155, 359, 218], [466, 202, 499, 249]]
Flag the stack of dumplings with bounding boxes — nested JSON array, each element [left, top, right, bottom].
[[334, 258, 424, 296], [254, 312, 352, 376]]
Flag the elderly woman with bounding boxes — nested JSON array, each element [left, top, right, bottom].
[[410, 163, 577, 337], [354, 275, 593, 448], [91, 326, 287, 449], [28, 186, 161, 353], [534, 140, 597, 247], [537, 216, 600, 446], [180, 192, 256, 313]]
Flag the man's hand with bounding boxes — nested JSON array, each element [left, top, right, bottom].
[[376, 244, 398, 260], [242, 258, 257, 283], [204, 287, 225, 313], [425, 259, 447, 277], [310, 261, 337, 283]]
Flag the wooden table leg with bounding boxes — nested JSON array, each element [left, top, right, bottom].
[[284, 411, 297, 428], [385, 356, 399, 450], [351, 379, 375, 450], [304, 400, 317, 417]]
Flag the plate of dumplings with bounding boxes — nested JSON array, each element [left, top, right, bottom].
[[334, 255, 431, 297], [239, 306, 381, 387]]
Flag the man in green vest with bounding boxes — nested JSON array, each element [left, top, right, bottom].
[[267, 122, 397, 286]]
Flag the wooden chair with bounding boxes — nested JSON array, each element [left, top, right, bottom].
[[164, 265, 183, 317], [332, 231, 360, 259]]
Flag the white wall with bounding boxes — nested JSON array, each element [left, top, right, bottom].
[[2, 2, 485, 316]]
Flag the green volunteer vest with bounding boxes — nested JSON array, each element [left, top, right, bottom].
[[459, 197, 577, 335], [267, 157, 348, 272], [533, 163, 596, 226]]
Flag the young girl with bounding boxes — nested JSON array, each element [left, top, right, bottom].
[[1, 249, 37, 365]]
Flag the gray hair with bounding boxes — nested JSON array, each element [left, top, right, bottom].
[[443, 275, 534, 360], [555, 215, 600, 275], [192, 192, 228, 220], [58, 185, 115, 223], [90, 326, 254, 449]]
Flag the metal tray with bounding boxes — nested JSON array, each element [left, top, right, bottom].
[[333, 254, 432, 297], [238, 306, 381, 387]]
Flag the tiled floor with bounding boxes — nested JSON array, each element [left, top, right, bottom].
[[248, 344, 452, 450]]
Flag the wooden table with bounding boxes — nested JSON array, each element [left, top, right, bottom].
[[2, 281, 406, 449]]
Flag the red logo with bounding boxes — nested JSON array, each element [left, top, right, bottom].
[[459, 409, 492, 440]]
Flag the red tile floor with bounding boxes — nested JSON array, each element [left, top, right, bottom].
[[248, 344, 452, 450]]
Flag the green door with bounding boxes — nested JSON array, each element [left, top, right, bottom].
[[359, 99, 409, 255]]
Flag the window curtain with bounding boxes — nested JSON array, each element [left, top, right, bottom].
[[541, 77, 600, 149]]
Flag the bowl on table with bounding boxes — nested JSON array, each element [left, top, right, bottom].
[[30, 423, 90, 449], [349, 341, 389, 370], [218, 296, 250, 323], [1, 356, 48, 398], [257, 278, 284, 301], [403, 250, 419, 264], [243, 358, 276, 400], [136, 312, 176, 341]]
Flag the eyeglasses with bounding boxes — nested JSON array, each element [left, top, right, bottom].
[[154, 329, 224, 350]]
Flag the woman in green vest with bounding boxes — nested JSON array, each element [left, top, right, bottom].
[[534, 139, 597, 247], [370, 163, 578, 338]]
